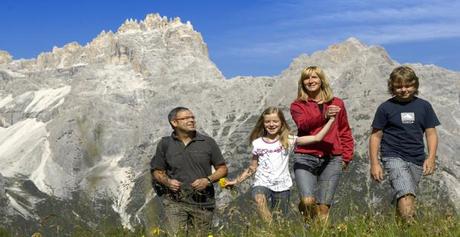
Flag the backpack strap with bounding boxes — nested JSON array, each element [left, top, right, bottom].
[[152, 136, 172, 196], [161, 136, 170, 154]]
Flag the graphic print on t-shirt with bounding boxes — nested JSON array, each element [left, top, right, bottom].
[[401, 112, 415, 124]]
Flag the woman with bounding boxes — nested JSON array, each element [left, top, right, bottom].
[[290, 66, 354, 223]]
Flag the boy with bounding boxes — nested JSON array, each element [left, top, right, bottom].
[[369, 66, 440, 221]]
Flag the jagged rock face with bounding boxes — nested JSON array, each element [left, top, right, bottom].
[[0, 51, 12, 65], [0, 13, 459, 235]]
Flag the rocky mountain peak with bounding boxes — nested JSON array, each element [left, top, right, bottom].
[[88, 30, 116, 49], [335, 37, 366, 50], [4, 13, 221, 82], [313, 37, 369, 62], [0, 51, 12, 64], [118, 13, 194, 34], [280, 38, 392, 81]]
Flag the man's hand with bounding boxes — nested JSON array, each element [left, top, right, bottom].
[[153, 170, 181, 192], [370, 163, 384, 182], [191, 178, 210, 191], [423, 158, 436, 176], [167, 179, 182, 192]]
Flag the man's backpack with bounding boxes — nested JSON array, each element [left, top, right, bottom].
[[151, 137, 170, 196]]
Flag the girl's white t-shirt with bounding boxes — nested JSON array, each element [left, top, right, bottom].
[[251, 135, 297, 192]]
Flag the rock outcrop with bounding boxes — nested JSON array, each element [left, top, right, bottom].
[[0, 51, 12, 64]]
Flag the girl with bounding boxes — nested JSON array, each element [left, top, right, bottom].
[[224, 106, 335, 223]]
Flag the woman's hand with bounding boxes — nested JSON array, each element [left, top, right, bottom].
[[326, 105, 341, 119]]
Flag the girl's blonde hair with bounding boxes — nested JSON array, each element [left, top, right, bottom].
[[296, 66, 334, 103], [249, 107, 291, 149]]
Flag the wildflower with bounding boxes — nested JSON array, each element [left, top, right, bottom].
[[337, 223, 348, 232], [150, 227, 161, 236], [31, 233, 42, 237], [218, 178, 227, 188]]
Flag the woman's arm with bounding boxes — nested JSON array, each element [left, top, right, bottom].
[[296, 117, 336, 145], [224, 156, 258, 187], [337, 103, 354, 163]]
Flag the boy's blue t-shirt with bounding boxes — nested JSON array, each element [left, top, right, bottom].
[[371, 97, 440, 166]]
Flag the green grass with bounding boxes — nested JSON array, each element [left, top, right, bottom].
[[0, 227, 11, 237], [1, 207, 458, 236], [213, 210, 459, 237]]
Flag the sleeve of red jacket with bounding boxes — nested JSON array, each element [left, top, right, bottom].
[[337, 102, 354, 163], [290, 102, 324, 132]]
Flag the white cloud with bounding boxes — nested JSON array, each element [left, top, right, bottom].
[[215, 0, 460, 59], [358, 22, 460, 44], [218, 38, 324, 57]]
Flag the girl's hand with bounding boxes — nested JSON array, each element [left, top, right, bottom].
[[222, 179, 237, 188]]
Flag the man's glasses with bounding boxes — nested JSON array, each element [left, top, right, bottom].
[[175, 116, 195, 121]]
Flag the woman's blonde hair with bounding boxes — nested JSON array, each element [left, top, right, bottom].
[[249, 107, 291, 149], [296, 66, 334, 103]]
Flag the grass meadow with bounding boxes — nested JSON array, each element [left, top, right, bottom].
[[0, 201, 458, 237]]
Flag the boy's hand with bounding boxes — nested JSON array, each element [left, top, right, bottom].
[[423, 158, 436, 176], [370, 163, 384, 182]]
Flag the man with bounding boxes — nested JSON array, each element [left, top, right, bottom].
[[151, 107, 228, 235]]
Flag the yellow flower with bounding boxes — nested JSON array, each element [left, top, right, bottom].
[[337, 223, 348, 232], [31, 233, 42, 237], [218, 178, 227, 188], [150, 227, 161, 236]]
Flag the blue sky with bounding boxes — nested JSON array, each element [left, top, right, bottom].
[[1, 0, 459, 78]]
